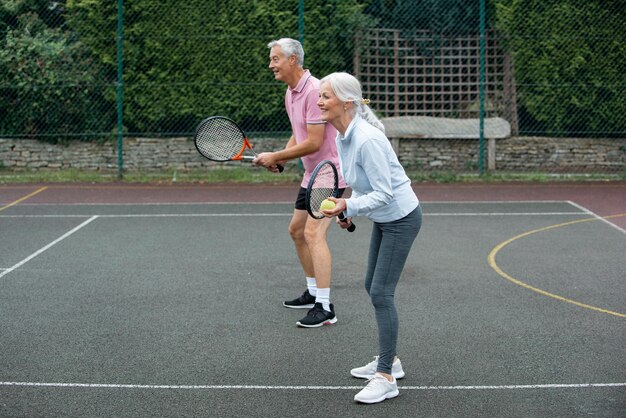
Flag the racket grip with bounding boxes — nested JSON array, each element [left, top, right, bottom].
[[338, 213, 356, 232], [277, 164, 284, 173]]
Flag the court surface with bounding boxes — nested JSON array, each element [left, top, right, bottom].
[[1, 182, 625, 417]]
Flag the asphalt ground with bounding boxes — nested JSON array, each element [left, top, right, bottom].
[[0, 182, 625, 417]]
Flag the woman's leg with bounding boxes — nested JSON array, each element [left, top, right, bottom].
[[368, 207, 422, 375]]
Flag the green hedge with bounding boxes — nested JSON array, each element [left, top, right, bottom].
[[2, 1, 624, 140], [496, 0, 626, 136], [65, 0, 374, 135]]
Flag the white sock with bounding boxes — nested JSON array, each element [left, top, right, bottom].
[[306, 277, 317, 297], [315, 287, 331, 311]]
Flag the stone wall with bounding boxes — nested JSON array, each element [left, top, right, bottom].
[[0, 137, 276, 173], [1, 136, 624, 173], [396, 136, 625, 172]]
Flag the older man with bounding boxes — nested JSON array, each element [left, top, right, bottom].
[[253, 38, 346, 328]]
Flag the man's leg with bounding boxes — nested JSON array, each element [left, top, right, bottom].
[[304, 215, 333, 291], [295, 215, 337, 328], [289, 209, 314, 277], [283, 209, 317, 309]]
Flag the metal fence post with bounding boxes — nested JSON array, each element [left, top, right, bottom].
[[298, 0, 304, 44], [116, 0, 124, 179], [479, 0, 486, 175]]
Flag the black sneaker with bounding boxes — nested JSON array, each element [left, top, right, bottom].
[[283, 290, 315, 309], [296, 303, 337, 328]]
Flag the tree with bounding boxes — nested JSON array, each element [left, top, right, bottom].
[[0, 4, 113, 140], [65, 0, 374, 135], [496, 0, 626, 136], [365, 0, 495, 34]]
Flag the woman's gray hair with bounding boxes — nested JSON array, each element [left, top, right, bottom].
[[267, 38, 304, 67], [319, 72, 385, 134]]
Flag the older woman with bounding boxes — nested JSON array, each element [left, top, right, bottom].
[[317, 72, 422, 404]]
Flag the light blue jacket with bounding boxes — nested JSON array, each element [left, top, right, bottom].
[[336, 114, 419, 223]]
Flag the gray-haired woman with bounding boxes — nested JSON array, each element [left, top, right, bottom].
[[317, 72, 422, 404]]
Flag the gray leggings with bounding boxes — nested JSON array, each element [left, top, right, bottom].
[[365, 205, 422, 375]]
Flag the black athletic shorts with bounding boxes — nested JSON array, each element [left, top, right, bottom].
[[295, 187, 346, 210]]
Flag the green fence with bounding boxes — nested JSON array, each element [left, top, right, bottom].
[[1, 0, 624, 176]]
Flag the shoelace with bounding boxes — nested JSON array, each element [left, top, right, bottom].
[[364, 374, 390, 387]]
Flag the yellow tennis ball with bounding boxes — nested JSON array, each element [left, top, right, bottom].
[[320, 199, 336, 211]]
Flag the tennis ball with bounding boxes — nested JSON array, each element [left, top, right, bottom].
[[320, 199, 336, 211]]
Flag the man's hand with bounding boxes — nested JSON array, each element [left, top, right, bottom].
[[253, 152, 280, 172]]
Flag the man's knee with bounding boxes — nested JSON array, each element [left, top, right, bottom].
[[303, 222, 328, 245]]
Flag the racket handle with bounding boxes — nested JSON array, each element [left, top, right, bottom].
[[277, 164, 284, 173], [338, 213, 356, 232]]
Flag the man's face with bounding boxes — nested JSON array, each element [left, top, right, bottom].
[[268, 46, 293, 83]]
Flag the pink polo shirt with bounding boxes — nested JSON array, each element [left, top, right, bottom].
[[285, 70, 346, 188]]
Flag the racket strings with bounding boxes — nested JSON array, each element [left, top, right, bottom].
[[309, 164, 336, 218], [196, 119, 246, 161]]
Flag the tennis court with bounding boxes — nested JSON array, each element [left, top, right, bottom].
[[1, 182, 625, 417]]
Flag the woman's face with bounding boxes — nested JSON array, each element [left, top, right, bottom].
[[317, 82, 344, 125]]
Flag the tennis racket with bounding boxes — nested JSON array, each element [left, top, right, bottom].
[[305, 160, 355, 232], [194, 116, 284, 172]]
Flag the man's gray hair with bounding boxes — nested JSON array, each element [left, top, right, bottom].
[[268, 38, 304, 67]]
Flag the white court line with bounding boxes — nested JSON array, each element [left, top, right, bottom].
[[1, 381, 624, 391], [10, 201, 294, 206], [422, 212, 585, 216], [0, 212, 588, 219], [9, 200, 576, 206], [0, 216, 98, 280], [567, 200, 626, 235]]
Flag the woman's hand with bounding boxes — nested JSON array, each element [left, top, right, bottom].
[[320, 197, 353, 229], [320, 197, 345, 217]]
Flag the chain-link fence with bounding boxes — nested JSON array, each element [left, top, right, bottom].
[[1, 0, 624, 176]]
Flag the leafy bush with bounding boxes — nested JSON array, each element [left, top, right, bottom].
[[0, 4, 113, 141], [65, 0, 374, 135], [496, 0, 626, 136], [366, 0, 495, 34]]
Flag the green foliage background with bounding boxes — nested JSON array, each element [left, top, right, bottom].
[[1, 0, 625, 140], [64, 0, 374, 135], [496, 0, 626, 137], [0, 0, 113, 138]]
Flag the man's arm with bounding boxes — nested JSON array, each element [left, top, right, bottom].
[[254, 123, 325, 168]]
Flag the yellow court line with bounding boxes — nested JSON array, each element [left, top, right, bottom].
[[0, 186, 48, 213], [488, 214, 626, 318]]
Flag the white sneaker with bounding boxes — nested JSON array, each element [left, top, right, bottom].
[[350, 356, 405, 379], [354, 373, 399, 404]]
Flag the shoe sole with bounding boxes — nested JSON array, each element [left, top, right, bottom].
[[296, 317, 338, 328], [354, 389, 399, 404], [350, 370, 405, 380], [283, 303, 315, 309]]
